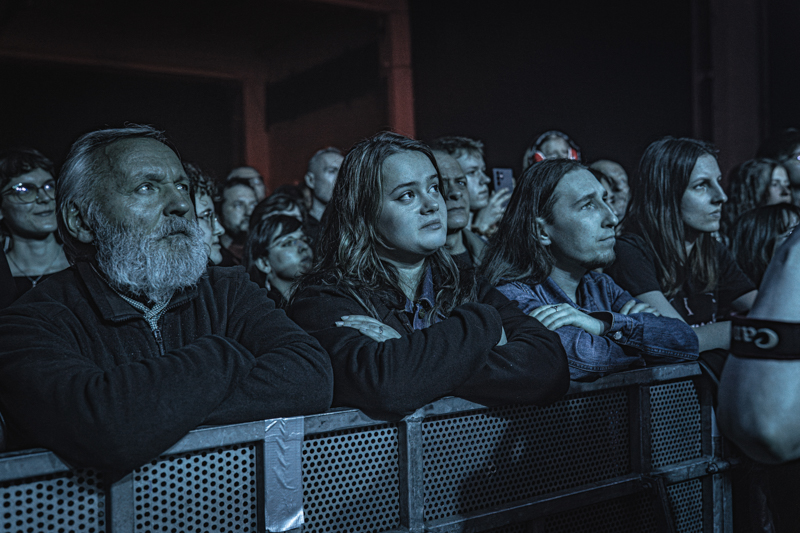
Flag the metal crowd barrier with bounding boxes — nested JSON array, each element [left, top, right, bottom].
[[0, 362, 732, 532]]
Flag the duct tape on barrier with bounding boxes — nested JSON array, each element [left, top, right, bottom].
[[263, 417, 304, 532]]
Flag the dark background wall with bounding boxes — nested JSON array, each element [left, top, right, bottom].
[[0, 61, 243, 180], [410, 0, 693, 177], [0, 0, 796, 186]]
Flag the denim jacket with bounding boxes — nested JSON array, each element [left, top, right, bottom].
[[497, 272, 699, 380]]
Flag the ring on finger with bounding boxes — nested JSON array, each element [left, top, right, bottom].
[[379, 326, 384, 334]]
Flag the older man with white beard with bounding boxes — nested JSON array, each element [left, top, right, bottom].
[[0, 126, 333, 478]]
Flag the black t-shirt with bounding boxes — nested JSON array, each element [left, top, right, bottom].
[[451, 250, 475, 274], [606, 233, 755, 326]]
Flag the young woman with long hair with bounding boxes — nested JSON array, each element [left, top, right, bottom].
[[722, 158, 791, 237], [729, 203, 800, 288], [288, 132, 568, 417], [605, 137, 757, 354]]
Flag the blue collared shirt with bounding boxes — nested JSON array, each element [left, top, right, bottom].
[[497, 272, 699, 380], [403, 266, 442, 330]]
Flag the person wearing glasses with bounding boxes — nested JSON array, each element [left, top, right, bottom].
[[183, 162, 225, 265], [0, 148, 69, 303], [244, 214, 312, 307]]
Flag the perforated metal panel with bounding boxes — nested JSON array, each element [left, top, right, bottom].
[[485, 521, 534, 532], [422, 390, 630, 521], [0, 469, 105, 533], [650, 381, 702, 468], [667, 479, 703, 533], [544, 491, 659, 533], [302, 424, 400, 533], [133, 444, 257, 532]]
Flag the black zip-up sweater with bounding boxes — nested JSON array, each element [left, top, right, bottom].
[[287, 277, 569, 418], [0, 263, 333, 475]]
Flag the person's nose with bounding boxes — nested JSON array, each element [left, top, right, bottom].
[[165, 186, 192, 217], [602, 200, 619, 228], [711, 181, 727, 204], [447, 186, 463, 201], [421, 191, 440, 213], [213, 216, 225, 237], [35, 187, 54, 204], [479, 171, 490, 185]]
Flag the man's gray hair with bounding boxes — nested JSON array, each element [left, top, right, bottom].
[[307, 147, 343, 174], [57, 125, 175, 262]]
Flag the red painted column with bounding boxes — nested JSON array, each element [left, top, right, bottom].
[[385, 1, 416, 138], [241, 74, 272, 192]]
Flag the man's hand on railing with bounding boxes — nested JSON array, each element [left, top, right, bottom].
[[336, 315, 402, 342]]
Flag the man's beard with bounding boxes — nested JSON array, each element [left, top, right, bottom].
[[92, 213, 208, 304]]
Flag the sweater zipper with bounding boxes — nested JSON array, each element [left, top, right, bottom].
[[147, 301, 182, 357], [153, 327, 165, 356]]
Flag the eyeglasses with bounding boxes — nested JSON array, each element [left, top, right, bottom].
[[269, 235, 311, 250], [1, 180, 56, 204], [196, 211, 219, 226]]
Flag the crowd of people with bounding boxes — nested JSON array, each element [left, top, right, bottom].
[[1, 123, 799, 524]]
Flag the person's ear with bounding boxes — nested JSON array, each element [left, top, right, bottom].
[[535, 216, 552, 246], [255, 256, 272, 276], [304, 172, 315, 191], [64, 203, 95, 244]]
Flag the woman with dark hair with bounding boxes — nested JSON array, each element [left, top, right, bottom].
[[722, 158, 791, 236], [244, 214, 312, 307], [184, 162, 225, 265], [0, 148, 70, 303], [605, 137, 757, 355], [287, 131, 568, 417], [729, 203, 800, 287]]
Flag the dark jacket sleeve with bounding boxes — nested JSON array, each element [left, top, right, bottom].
[[0, 306, 258, 475], [452, 282, 570, 405], [202, 271, 333, 424], [287, 284, 505, 417]]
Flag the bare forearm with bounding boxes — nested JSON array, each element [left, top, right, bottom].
[[695, 321, 731, 352]]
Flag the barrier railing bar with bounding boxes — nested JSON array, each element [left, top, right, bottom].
[[630, 384, 652, 473], [0, 448, 70, 482], [652, 456, 729, 484], [303, 407, 390, 436], [423, 474, 650, 533], [399, 414, 425, 532], [108, 472, 135, 533], [163, 419, 271, 454], [567, 363, 701, 394], [648, 476, 677, 533]]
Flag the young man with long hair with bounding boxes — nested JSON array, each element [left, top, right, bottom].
[[481, 159, 697, 380]]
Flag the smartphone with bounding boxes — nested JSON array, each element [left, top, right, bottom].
[[492, 168, 514, 207]]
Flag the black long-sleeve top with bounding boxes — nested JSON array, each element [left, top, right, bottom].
[[287, 276, 569, 418], [0, 263, 333, 475]]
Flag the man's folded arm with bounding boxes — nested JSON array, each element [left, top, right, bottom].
[[0, 313, 257, 474]]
